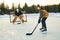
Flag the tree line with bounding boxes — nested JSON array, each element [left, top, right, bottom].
[[0, 2, 60, 15]]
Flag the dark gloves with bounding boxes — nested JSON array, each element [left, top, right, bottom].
[[38, 18, 41, 24]]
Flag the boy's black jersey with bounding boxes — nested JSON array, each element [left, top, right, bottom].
[[15, 11, 23, 16]]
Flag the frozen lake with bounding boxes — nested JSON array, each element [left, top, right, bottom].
[[0, 13, 60, 40]]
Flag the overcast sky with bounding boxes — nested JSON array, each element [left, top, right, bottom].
[[0, 0, 60, 8]]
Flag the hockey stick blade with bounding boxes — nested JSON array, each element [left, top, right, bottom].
[[26, 24, 39, 35], [26, 33, 32, 35]]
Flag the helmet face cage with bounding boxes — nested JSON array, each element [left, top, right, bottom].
[[16, 9, 19, 12]]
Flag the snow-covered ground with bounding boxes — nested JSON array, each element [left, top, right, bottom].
[[0, 13, 60, 40]]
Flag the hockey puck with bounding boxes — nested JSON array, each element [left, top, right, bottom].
[[17, 23, 21, 24]]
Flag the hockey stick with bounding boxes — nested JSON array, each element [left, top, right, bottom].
[[26, 23, 39, 35], [26, 18, 40, 35]]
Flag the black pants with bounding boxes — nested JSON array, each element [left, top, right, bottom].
[[41, 17, 47, 29]]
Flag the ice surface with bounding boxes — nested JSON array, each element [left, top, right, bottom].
[[0, 13, 60, 40]]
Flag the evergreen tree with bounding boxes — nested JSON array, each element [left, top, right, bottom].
[[30, 4, 37, 13], [11, 3, 14, 11], [18, 3, 21, 11], [23, 3, 28, 11], [58, 3, 60, 12], [0, 1, 5, 15]]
